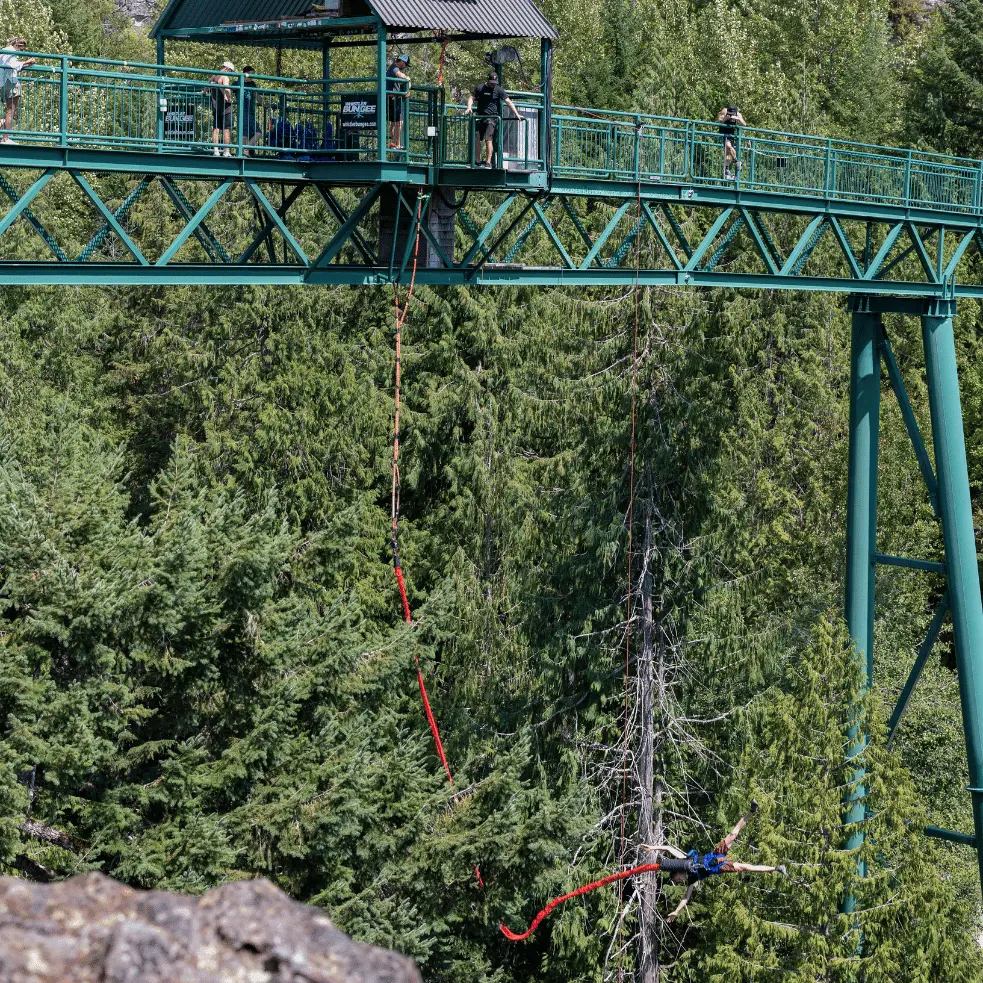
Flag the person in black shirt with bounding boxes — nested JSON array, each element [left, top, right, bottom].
[[386, 54, 410, 150], [717, 104, 746, 179], [241, 65, 261, 156], [465, 71, 521, 167]]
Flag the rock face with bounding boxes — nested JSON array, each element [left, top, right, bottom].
[[0, 873, 422, 983], [113, 0, 157, 27]]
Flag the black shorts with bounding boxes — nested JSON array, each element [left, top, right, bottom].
[[212, 101, 233, 131], [479, 117, 497, 142], [387, 96, 403, 123]]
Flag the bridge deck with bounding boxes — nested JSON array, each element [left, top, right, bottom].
[[2, 51, 981, 217]]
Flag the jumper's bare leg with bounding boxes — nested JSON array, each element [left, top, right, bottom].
[[641, 843, 688, 860], [666, 883, 696, 923], [728, 862, 786, 875]]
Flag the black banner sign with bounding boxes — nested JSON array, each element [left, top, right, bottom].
[[340, 95, 377, 131]]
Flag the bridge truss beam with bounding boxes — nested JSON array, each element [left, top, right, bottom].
[[846, 294, 983, 890], [0, 162, 980, 293]]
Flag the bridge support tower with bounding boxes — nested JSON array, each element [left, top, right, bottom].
[[846, 294, 983, 891]]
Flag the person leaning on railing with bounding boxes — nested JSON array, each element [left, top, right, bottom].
[[717, 104, 745, 180], [205, 60, 235, 157], [465, 71, 521, 168], [0, 37, 36, 145], [386, 53, 410, 150]]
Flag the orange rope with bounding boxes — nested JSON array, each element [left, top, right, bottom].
[[436, 38, 449, 86]]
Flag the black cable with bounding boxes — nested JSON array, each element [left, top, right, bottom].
[[436, 187, 469, 211]]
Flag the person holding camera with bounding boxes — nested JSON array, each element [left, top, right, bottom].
[[717, 104, 746, 179]]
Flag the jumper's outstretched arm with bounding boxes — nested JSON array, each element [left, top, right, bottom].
[[666, 883, 696, 922], [641, 843, 688, 860], [717, 800, 759, 853]]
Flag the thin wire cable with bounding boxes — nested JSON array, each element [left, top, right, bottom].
[[617, 167, 644, 983]]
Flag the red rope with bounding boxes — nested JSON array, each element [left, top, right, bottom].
[[416, 665, 454, 786], [394, 564, 413, 623], [390, 201, 460, 794], [436, 38, 449, 86], [499, 863, 663, 942]]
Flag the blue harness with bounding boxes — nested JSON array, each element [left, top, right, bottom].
[[686, 850, 728, 880]]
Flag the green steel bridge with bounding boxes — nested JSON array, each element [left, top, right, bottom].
[[3, 32, 983, 894], [0, 51, 983, 294]]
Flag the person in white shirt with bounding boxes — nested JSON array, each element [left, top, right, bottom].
[[0, 37, 35, 144], [205, 60, 235, 156]]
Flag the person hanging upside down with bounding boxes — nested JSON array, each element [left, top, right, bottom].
[[645, 801, 787, 922]]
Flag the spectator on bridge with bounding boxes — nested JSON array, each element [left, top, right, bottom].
[[242, 65, 261, 156], [206, 61, 235, 157], [717, 104, 746, 179], [0, 38, 36, 145], [465, 71, 521, 168], [386, 54, 410, 150]]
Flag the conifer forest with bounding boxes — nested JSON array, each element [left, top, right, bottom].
[[8, 0, 983, 980]]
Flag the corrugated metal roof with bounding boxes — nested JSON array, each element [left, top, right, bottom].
[[153, 0, 317, 35], [153, 0, 557, 38], [368, 0, 557, 38]]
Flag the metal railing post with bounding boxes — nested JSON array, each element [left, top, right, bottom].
[[904, 149, 912, 205], [685, 120, 692, 179], [377, 25, 387, 163], [633, 115, 641, 182], [825, 139, 832, 195], [235, 71, 244, 157], [496, 107, 503, 169], [58, 56, 67, 148]]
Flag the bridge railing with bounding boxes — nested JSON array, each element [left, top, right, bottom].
[[2, 52, 442, 164], [441, 91, 546, 171], [552, 107, 983, 214], [0, 49, 980, 218]]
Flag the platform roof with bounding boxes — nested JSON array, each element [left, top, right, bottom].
[[152, 0, 558, 44]]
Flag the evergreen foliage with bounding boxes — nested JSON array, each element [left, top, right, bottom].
[[0, 0, 982, 980]]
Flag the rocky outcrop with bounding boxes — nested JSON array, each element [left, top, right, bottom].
[[113, 0, 157, 27], [0, 872, 421, 983]]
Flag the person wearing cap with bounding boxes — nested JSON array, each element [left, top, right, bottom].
[[0, 38, 36, 145], [206, 60, 236, 157], [386, 53, 411, 150], [464, 71, 520, 167]]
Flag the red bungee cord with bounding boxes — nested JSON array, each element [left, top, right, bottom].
[[392, 202, 455, 786], [435, 35, 449, 85], [499, 862, 663, 942], [392, 201, 486, 887]]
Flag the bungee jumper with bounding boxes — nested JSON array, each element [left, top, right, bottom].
[[644, 800, 786, 922], [500, 801, 786, 941]]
